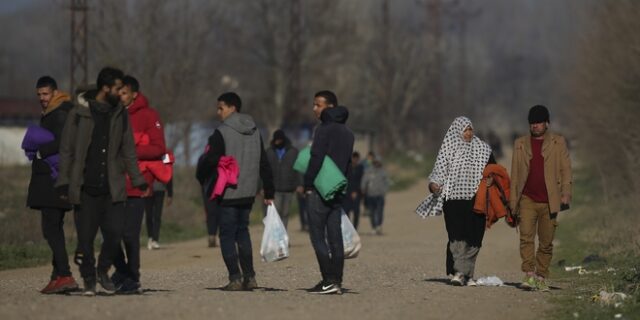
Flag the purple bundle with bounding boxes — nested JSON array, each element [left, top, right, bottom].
[[21, 125, 60, 179]]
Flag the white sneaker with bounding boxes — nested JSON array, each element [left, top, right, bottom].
[[466, 278, 477, 287], [151, 241, 160, 249], [450, 273, 464, 286], [147, 238, 153, 251]]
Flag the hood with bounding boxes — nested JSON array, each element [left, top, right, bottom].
[[271, 129, 291, 148], [43, 91, 71, 115], [77, 89, 115, 114], [223, 112, 257, 135], [320, 106, 349, 124], [127, 93, 149, 114]]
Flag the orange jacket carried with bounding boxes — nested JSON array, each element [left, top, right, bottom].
[[473, 164, 511, 228]]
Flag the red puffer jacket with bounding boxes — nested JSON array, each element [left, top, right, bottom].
[[125, 93, 166, 197]]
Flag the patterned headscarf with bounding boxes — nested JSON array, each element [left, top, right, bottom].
[[417, 117, 492, 217]]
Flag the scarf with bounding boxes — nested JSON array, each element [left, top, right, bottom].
[[417, 116, 492, 218]]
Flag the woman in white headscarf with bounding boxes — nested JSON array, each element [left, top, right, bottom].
[[426, 116, 494, 286]]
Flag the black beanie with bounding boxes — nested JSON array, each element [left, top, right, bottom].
[[273, 129, 286, 141], [528, 105, 550, 124]]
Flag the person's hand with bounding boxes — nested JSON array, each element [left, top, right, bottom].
[[351, 191, 358, 200], [429, 182, 441, 194], [137, 183, 151, 197], [486, 176, 494, 187], [264, 198, 274, 206], [166, 196, 173, 207], [295, 186, 304, 194], [561, 193, 571, 205], [56, 185, 69, 200]]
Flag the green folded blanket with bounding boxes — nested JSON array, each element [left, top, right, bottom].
[[294, 146, 347, 201]]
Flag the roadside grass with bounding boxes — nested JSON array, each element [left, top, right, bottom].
[[385, 151, 434, 192], [547, 170, 640, 319]]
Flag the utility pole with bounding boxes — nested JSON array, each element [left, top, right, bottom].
[[70, 0, 88, 95]]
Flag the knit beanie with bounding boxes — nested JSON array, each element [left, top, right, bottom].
[[528, 105, 550, 124]]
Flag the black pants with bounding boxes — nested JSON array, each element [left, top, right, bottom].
[[75, 191, 125, 280], [203, 191, 219, 236], [113, 197, 145, 282], [443, 199, 486, 277], [342, 193, 361, 229], [41, 208, 72, 279], [145, 191, 165, 241], [218, 204, 254, 281], [307, 191, 344, 284]]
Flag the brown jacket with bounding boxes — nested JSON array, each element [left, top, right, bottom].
[[509, 131, 572, 214], [56, 90, 145, 204]]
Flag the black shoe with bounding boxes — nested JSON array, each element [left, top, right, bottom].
[[110, 272, 127, 288], [117, 277, 142, 294], [306, 280, 324, 292], [97, 271, 117, 294], [243, 277, 258, 291], [308, 282, 341, 294], [82, 278, 96, 297], [221, 279, 244, 291]]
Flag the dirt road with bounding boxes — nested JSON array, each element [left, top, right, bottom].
[[0, 181, 550, 320]]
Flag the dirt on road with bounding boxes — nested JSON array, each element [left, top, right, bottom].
[[0, 181, 551, 320]]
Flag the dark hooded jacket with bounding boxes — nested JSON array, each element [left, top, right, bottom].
[[26, 92, 74, 210], [265, 134, 302, 192], [55, 90, 146, 204], [304, 106, 355, 191]]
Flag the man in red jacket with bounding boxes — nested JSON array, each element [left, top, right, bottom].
[[112, 75, 166, 293]]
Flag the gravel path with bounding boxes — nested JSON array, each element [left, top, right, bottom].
[[0, 181, 550, 320]]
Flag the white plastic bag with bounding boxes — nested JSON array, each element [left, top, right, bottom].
[[260, 204, 289, 262], [341, 210, 362, 259]]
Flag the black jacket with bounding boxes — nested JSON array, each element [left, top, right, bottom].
[[304, 106, 355, 190], [266, 139, 302, 192], [27, 101, 73, 210]]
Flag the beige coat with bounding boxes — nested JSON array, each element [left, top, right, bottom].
[[510, 131, 572, 214]]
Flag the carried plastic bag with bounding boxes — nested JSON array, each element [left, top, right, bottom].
[[341, 210, 362, 259], [260, 205, 289, 262]]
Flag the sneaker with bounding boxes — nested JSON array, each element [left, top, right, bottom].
[[221, 279, 244, 291], [375, 226, 383, 236], [40, 278, 57, 294], [520, 275, 537, 290], [536, 278, 550, 292], [111, 272, 127, 288], [97, 271, 117, 294], [147, 238, 154, 250], [243, 277, 258, 291], [117, 278, 142, 294], [466, 278, 477, 287], [306, 281, 324, 292], [83, 278, 96, 297], [308, 282, 341, 294], [208, 235, 218, 248], [450, 273, 465, 286], [151, 241, 161, 250]]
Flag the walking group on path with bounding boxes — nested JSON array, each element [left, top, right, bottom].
[[24, 65, 571, 297]]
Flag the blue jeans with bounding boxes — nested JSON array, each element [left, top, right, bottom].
[[218, 204, 255, 281], [307, 191, 344, 284], [366, 196, 385, 229]]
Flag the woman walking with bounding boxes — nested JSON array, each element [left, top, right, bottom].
[[425, 116, 494, 286]]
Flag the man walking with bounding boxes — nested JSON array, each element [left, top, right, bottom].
[[26, 76, 78, 294], [510, 105, 572, 292], [264, 129, 303, 228], [343, 152, 364, 229], [196, 92, 274, 291], [56, 67, 148, 296], [112, 75, 166, 293], [305, 90, 354, 294]]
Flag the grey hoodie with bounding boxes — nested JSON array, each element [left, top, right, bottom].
[[217, 112, 262, 200]]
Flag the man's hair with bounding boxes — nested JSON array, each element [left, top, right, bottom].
[[314, 90, 338, 107], [122, 75, 140, 92], [218, 92, 242, 112], [352, 151, 360, 158], [36, 76, 57, 90], [96, 67, 124, 90]]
